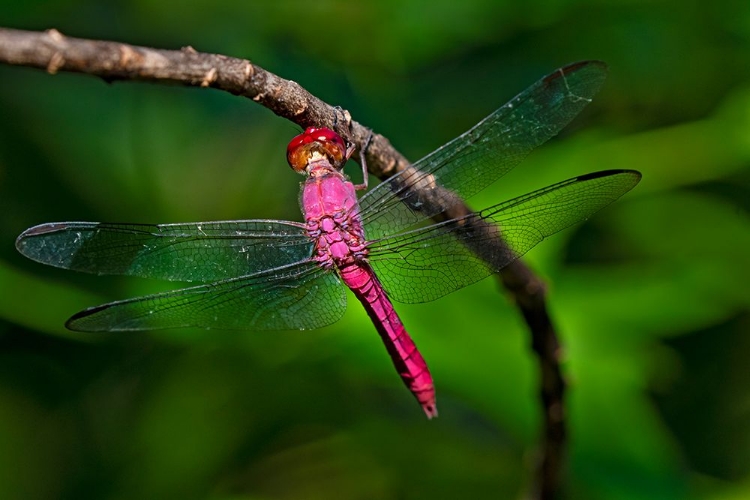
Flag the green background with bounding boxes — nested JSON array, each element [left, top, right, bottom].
[[2, 1, 750, 499]]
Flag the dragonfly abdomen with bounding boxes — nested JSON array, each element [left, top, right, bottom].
[[339, 262, 437, 419]]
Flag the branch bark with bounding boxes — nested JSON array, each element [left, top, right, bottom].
[[0, 27, 567, 499]]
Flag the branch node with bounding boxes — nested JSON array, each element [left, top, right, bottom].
[[181, 45, 197, 54], [244, 61, 254, 79], [46, 52, 65, 75], [201, 67, 217, 88], [339, 108, 352, 127], [46, 28, 65, 43]]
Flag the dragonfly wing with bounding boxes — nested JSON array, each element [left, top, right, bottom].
[[66, 260, 346, 332], [16, 220, 312, 282], [360, 61, 608, 240], [368, 170, 641, 304]]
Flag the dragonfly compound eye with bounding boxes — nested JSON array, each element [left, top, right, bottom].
[[287, 127, 347, 173]]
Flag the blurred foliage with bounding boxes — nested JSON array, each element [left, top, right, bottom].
[[1, 1, 749, 499]]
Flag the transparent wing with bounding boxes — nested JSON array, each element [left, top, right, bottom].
[[360, 61, 608, 240], [367, 170, 641, 304], [66, 261, 346, 332], [16, 220, 312, 282]]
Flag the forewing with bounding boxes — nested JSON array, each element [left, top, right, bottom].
[[360, 61, 608, 240], [368, 170, 641, 303], [66, 261, 346, 332], [16, 220, 312, 282]]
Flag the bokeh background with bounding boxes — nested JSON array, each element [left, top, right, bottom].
[[2, 1, 750, 499]]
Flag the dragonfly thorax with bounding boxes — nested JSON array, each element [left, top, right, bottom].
[[301, 170, 367, 270]]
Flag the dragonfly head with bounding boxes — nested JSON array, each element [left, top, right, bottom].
[[287, 127, 348, 174]]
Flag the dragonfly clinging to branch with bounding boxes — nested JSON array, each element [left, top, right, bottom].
[[16, 60, 641, 418]]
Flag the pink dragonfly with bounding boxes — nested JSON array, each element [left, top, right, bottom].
[[16, 61, 640, 418]]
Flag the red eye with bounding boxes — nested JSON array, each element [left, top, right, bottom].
[[286, 127, 347, 172]]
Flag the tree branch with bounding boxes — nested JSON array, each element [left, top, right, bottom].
[[0, 27, 567, 499], [0, 27, 406, 176]]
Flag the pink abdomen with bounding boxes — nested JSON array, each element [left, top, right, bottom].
[[340, 263, 437, 418]]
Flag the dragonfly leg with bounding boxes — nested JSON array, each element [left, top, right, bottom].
[[352, 129, 373, 191]]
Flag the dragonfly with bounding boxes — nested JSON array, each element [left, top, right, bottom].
[[16, 60, 640, 418]]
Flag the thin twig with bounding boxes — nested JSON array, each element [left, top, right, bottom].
[[0, 27, 567, 499]]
